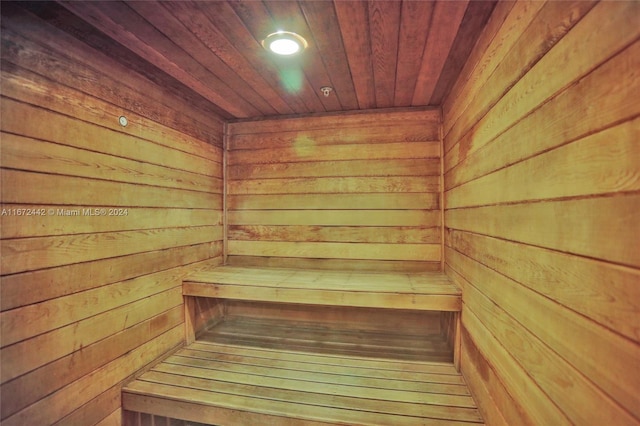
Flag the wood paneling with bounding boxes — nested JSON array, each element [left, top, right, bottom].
[[443, 1, 640, 424], [227, 109, 442, 270], [0, 5, 223, 425], [44, 0, 496, 119]]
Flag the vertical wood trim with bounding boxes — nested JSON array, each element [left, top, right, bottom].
[[453, 312, 461, 371], [223, 122, 229, 265], [439, 107, 445, 272]]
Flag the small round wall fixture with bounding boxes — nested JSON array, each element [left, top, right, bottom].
[[262, 31, 308, 56], [118, 115, 128, 127]]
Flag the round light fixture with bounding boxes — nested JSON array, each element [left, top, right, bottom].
[[262, 31, 308, 56]]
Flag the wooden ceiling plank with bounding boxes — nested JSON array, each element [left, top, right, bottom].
[[26, 2, 233, 122], [298, 1, 359, 111], [430, 1, 498, 105], [368, 0, 402, 109], [412, 0, 470, 106], [58, 0, 259, 118], [394, 1, 435, 107], [262, 0, 334, 113], [228, 0, 323, 114], [125, 1, 277, 116], [161, 1, 295, 116], [333, 0, 376, 110], [193, 1, 310, 115]]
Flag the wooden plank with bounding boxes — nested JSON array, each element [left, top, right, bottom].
[[57, 1, 258, 118], [445, 43, 640, 185], [154, 358, 472, 407], [429, 0, 498, 105], [228, 176, 439, 195], [393, 0, 434, 106], [448, 229, 640, 342], [128, 371, 482, 423], [1, 169, 221, 209], [445, 43, 640, 188], [0, 258, 214, 352], [443, 0, 594, 148], [446, 118, 640, 208], [1, 133, 221, 193], [1, 306, 183, 419], [462, 308, 571, 425], [227, 240, 440, 262], [228, 210, 440, 227], [54, 385, 121, 426], [442, 0, 527, 138], [226, 256, 440, 273], [445, 0, 639, 169], [1, 287, 182, 384], [0, 98, 221, 177], [447, 247, 640, 419], [228, 123, 440, 150], [187, 266, 459, 293], [297, 1, 358, 111], [228, 141, 441, 165], [412, 1, 469, 105], [463, 275, 638, 425], [1, 206, 222, 238], [2, 326, 183, 426], [184, 283, 459, 312], [173, 349, 460, 391], [228, 158, 440, 180], [184, 266, 459, 311], [190, 342, 459, 377], [0, 244, 221, 311], [92, 408, 121, 426], [459, 328, 531, 426], [333, 0, 375, 110], [227, 193, 439, 210], [446, 193, 640, 268], [225, 300, 443, 335], [368, 0, 401, 108], [228, 225, 441, 244], [1, 225, 224, 275], [124, 389, 336, 426], [157, 1, 293, 116], [227, 109, 440, 135], [1, 262, 189, 348]]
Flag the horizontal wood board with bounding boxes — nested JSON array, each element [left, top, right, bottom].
[[184, 266, 461, 312], [122, 337, 482, 425], [226, 109, 443, 271], [442, 1, 640, 424], [0, 6, 224, 426]]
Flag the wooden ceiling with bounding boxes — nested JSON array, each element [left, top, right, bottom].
[[35, 1, 496, 120]]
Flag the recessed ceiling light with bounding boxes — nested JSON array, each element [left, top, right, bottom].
[[262, 31, 308, 56]]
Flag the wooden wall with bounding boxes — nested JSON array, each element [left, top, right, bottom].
[[226, 110, 442, 272], [0, 5, 224, 425], [442, 1, 640, 425]]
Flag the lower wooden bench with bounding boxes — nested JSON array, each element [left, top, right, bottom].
[[123, 266, 472, 425], [183, 265, 462, 312], [122, 340, 483, 426]]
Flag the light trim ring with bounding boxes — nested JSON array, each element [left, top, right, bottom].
[[262, 31, 308, 56]]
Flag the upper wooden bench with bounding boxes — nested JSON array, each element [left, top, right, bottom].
[[184, 265, 461, 312]]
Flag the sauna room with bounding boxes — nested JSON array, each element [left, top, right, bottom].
[[0, 0, 638, 425]]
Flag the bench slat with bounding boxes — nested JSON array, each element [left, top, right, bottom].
[[184, 266, 462, 311], [123, 343, 483, 425]]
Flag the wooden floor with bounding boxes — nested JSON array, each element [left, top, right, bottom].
[[184, 266, 462, 311], [123, 317, 482, 425]]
